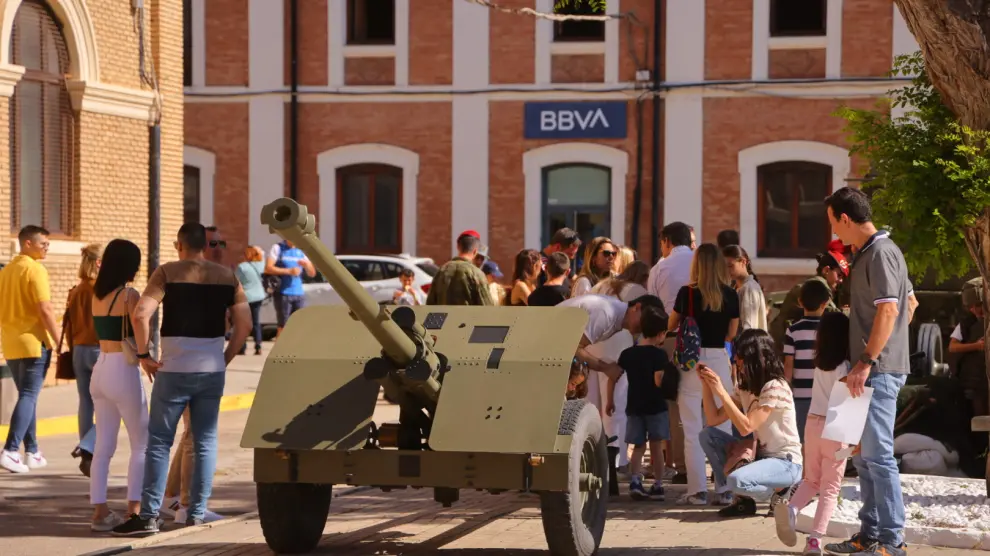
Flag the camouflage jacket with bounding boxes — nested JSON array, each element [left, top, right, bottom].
[[426, 258, 494, 306], [769, 275, 838, 354]]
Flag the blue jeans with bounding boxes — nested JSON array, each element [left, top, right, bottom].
[[853, 371, 907, 547], [699, 426, 802, 501], [73, 345, 100, 443], [4, 347, 51, 453], [274, 294, 304, 328], [139, 371, 226, 521]]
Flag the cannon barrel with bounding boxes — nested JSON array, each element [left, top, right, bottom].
[[260, 198, 441, 402]]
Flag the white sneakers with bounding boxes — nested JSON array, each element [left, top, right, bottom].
[[163, 497, 224, 525], [774, 499, 798, 547], [0, 450, 48, 473], [92, 511, 126, 532]]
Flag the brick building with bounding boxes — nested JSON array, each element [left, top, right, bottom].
[[0, 0, 183, 382], [183, 0, 917, 293]]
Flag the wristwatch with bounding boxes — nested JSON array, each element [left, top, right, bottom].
[[858, 352, 878, 367], [137, 352, 151, 360]]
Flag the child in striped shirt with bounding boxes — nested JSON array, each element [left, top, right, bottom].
[[782, 279, 833, 443]]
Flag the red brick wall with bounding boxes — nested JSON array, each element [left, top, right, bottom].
[[205, 0, 249, 86], [705, 0, 752, 81], [490, 0, 535, 84], [487, 99, 656, 269], [293, 102, 453, 262], [184, 103, 251, 266], [284, 0, 328, 87], [841, 0, 893, 77], [701, 96, 879, 243], [410, 0, 453, 85], [619, 0, 658, 82]]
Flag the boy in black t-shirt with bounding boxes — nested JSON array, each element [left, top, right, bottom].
[[615, 305, 676, 501], [528, 252, 571, 306]]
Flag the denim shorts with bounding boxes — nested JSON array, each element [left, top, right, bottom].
[[274, 294, 305, 327], [625, 411, 670, 445]]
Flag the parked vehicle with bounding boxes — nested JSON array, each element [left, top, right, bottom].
[[258, 254, 439, 338]]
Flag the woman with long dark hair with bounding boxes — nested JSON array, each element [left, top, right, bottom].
[[508, 249, 541, 306], [571, 237, 617, 297], [697, 329, 803, 518], [87, 239, 149, 532], [723, 245, 767, 332]]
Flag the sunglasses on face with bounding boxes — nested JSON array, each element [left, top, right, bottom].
[[209, 240, 226, 249], [601, 250, 617, 258]]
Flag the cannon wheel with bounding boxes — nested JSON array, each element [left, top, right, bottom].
[[257, 482, 333, 554], [539, 400, 608, 556], [918, 323, 946, 376]]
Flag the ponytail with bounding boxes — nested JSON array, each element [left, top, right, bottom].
[[722, 244, 760, 284]]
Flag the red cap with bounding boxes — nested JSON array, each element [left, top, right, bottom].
[[826, 239, 850, 276], [459, 230, 481, 239]]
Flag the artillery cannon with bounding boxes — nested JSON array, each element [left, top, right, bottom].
[[241, 198, 609, 555]]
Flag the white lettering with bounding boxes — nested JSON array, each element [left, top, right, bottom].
[[540, 110, 556, 131], [536, 107, 614, 133]]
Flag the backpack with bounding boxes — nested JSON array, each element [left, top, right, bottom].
[[261, 245, 284, 297], [674, 288, 702, 372]]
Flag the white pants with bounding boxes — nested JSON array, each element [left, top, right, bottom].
[[90, 352, 149, 504], [678, 347, 734, 495]]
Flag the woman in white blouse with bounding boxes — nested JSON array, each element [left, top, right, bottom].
[[723, 245, 767, 332]]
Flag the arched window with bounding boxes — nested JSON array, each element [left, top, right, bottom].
[[336, 163, 402, 253], [183, 165, 201, 223], [757, 161, 830, 258], [9, 0, 74, 235], [543, 163, 611, 269]]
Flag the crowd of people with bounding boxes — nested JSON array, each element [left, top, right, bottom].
[[424, 187, 916, 556], [0, 223, 250, 537]]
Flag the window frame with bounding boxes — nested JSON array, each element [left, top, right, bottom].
[[183, 164, 201, 224], [183, 0, 192, 87], [756, 161, 831, 260], [552, 0, 606, 43], [8, 0, 75, 237], [335, 163, 404, 255], [346, 0, 396, 46], [769, 0, 827, 38]]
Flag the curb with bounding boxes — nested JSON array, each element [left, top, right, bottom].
[[0, 392, 257, 440], [79, 485, 373, 556]]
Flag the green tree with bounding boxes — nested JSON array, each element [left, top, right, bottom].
[[837, 52, 990, 284]]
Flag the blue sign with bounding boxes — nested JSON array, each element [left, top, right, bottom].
[[524, 101, 628, 140]]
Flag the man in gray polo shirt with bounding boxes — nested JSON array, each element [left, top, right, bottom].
[[822, 187, 917, 556]]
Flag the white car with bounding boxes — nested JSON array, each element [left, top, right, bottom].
[[258, 253, 439, 337]]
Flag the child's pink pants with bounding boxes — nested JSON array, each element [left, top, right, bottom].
[[789, 414, 848, 537]]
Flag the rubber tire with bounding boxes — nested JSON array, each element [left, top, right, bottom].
[[539, 399, 609, 556], [257, 482, 333, 554]]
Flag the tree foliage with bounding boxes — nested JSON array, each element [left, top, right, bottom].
[[836, 52, 990, 282]]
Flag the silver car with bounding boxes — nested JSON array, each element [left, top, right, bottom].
[[258, 254, 439, 337]]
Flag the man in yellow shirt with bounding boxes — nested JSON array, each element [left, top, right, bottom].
[[0, 225, 59, 474]]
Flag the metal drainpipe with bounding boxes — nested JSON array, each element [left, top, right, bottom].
[[289, 0, 299, 199], [649, 0, 662, 262], [148, 123, 161, 358]]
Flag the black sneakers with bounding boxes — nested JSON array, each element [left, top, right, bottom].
[[823, 533, 878, 554], [111, 514, 160, 537], [717, 496, 757, 517]]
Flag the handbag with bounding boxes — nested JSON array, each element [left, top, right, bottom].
[[723, 400, 759, 476], [107, 287, 139, 365], [55, 301, 75, 380], [674, 288, 702, 371]]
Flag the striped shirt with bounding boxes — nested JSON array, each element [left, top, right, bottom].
[[783, 316, 819, 399]]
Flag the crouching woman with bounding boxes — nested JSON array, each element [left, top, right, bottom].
[[697, 328, 803, 517]]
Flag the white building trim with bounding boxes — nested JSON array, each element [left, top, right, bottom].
[[248, 0, 284, 247], [535, 0, 619, 85], [752, 0, 843, 80], [663, 0, 705, 241], [191, 0, 206, 88], [329, 0, 409, 87], [0, 0, 100, 82], [183, 146, 216, 227], [738, 140, 850, 275], [451, 0, 490, 253], [522, 143, 628, 249], [317, 144, 420, 255]]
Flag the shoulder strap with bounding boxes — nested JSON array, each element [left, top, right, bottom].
[[106, 287, 125, 315]]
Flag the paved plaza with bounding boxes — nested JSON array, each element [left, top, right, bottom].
[[0, 346, 982, 556]]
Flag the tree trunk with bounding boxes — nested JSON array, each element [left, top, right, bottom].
[[894, 0, 990, 129]]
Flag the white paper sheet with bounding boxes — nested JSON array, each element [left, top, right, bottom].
[[821, 381, 874, 446]]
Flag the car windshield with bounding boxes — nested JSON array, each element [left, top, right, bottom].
[[417, 262, 440, 277]]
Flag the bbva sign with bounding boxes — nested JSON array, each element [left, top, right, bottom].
[[523, 101, 628, 140]]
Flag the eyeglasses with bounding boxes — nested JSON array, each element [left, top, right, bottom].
[[209, 240, 226, 249], [601, 250, 617, 258]]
